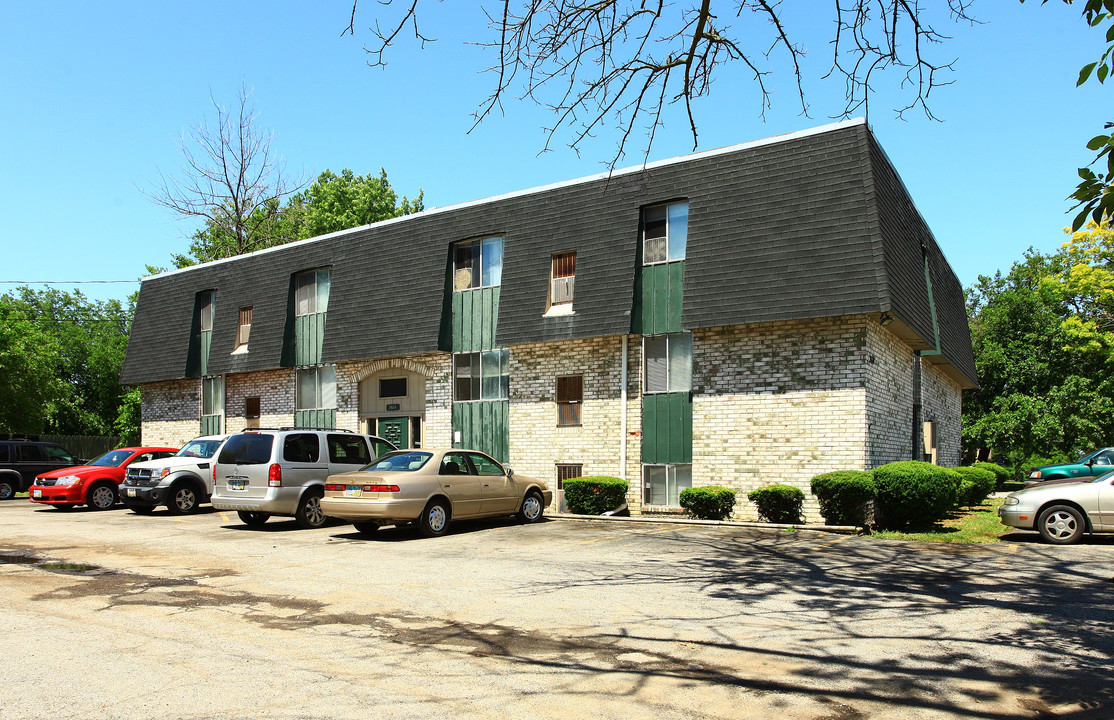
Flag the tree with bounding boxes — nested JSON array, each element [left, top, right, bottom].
[[963, 244, 1114, 471], [0, 288, 136, 438], [1056, 220, 1114, 356], [286, 168, 424, 239], [147, 84, 304, 267], [345, 1, 976, 165]]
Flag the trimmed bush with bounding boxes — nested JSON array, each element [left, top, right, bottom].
[[810, 471, 876, 526], [747, 484, 804, 524], [972, 461, 1011, 489], [872, 461, 959, 529], [563, 477, 628, 515], [679, 486, 737, 520], [953, 466, 997, 507]]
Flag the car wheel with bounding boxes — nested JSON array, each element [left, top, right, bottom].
[[419, 499, 451, 538], [237, 511, 270, 527], [352, 521, 380, 535], [0, 479, 15, 500], [88, 483, 117, 510], [294, 489, 327, 529], [130, 506, 156, 515], [517, 490, 545, 523], [1037, 505, 1086, 545], [167, 483, 199, 515]]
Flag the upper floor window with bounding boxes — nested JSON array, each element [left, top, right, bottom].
[[644, 332, 692, 393], [548, 251, 576, 311], [296, 365, 337, 411], [295, 268, 331, 316], [234, 306, 252, 352], [454, 349, 509, 402], [643, 201, 689, 265], [199, 291, 215, 332], [454, 236, 504, 290], [556, 375, 583, 426], [201, 376, 224, 417]]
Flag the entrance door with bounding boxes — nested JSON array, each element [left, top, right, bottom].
[[377, 417, 410, 449]]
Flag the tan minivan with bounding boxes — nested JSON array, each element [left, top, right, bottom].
[[321, 448, 552, 537]]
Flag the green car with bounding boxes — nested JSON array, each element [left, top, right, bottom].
[[1029, 448, 1114, 483]]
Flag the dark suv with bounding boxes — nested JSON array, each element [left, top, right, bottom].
[[0, 435, 81, 500]]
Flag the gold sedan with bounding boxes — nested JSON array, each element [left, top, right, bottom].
[[321, 449, 552, 538]]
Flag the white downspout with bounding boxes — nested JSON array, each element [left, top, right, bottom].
[[620, 334, 628, 482]]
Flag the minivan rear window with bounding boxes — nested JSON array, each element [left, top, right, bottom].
[[218, 434, 274, 465]]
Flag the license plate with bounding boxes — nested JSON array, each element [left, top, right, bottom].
[[344, 486, 363, 498], [125, 488, 137, 497], [228, 479, 247, 491], [32, 489, 42, 498]]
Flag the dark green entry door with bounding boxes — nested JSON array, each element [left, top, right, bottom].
[[378, 417, 410, 449]]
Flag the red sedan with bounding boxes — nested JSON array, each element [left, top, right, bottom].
[[30, 447, 178, 510]]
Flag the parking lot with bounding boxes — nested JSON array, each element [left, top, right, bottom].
[[2, 499, 1112, 720]]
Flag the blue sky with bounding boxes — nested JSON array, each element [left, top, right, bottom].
[[1, 2, 1107, 305]]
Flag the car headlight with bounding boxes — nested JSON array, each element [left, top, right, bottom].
[[1028, 470, 1041, 479], [54, 475, 81, 486], [158, 468, 171, 479], [1002, 496, 1019, 506]]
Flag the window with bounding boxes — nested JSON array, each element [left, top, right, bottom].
[[467, 452, 505, 476], [379, 377, 408, 398], [296, 365, 337, 411], [295, 268, 331, 316], [643, 333, 692, 393], [453, 236, 504, 290], [454, 349, 510, 402], [43, 445, 74, 463], [244, 397, 261, 419], [328, 434, 372, 465], [235, 306, 252, 351], [643, 201, 689, 264], [549, 251, 576, 309], [439, 452, 474, 476], [555, 463, 582, 490], [556, 375, 583, 426], [17, 445, 43, 462], [201, 376, 224, 417], [283, 433, 321, 463], [199, 291, 215, 332], [643, 464, 692, 506]]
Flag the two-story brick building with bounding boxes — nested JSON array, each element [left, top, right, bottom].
[[121, 119, 977, 519]]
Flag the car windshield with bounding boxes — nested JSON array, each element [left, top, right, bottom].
[[361, 451, 432, 472], [176, 439, 223, 459], [89, 449, 134, 467]]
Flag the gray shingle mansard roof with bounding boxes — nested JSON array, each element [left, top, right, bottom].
[[121, 119, 977, 388]]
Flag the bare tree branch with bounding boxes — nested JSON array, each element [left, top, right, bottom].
[[346, 2, 977, 168], [144, 84, 305, 263]]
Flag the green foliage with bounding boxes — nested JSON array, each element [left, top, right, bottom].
[[872, 461, 959, 529], [0, 288, 136, 439], [678, 486, 737, 520], [972, 461, 1011, 488], [172, 168, 424, 268], [746, 484, 804, 524], [810, 471, 876, 526], [563, 477, 628, 515], [963, 244, 1114, 476], [114, 387, 142, 446], [953, 466, 997, 507]]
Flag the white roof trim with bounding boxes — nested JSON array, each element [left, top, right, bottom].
[[145, 118, 868, 282]]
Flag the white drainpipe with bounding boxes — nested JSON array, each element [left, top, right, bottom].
[[620, 334, 628, 482]]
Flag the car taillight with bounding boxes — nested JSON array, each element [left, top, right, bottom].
[[212, 465, 217, 481], [268, 464, 282, 487], [324, 484, 344, 492], [363, 484, 399, 492]]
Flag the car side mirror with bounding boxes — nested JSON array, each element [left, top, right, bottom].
[[506, 467, 515, 477]]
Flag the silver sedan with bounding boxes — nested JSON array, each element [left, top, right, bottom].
[[999, 471, 1114, 544]]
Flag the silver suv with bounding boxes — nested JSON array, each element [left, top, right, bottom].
[[211, 428, 395, 529], [121, 435, 230, 514]]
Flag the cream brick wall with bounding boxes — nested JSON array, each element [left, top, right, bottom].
[[138, 314, 965, 524]]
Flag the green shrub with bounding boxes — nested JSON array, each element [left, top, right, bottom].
[[872, 461, 959, 529], [563, 477, 629, 515], [953, 466, 997, 507], [746, 484, 804, 524], [679, 486, 737, 520], [810, 471, 876, 526], [972, 461, 1011, 489]]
